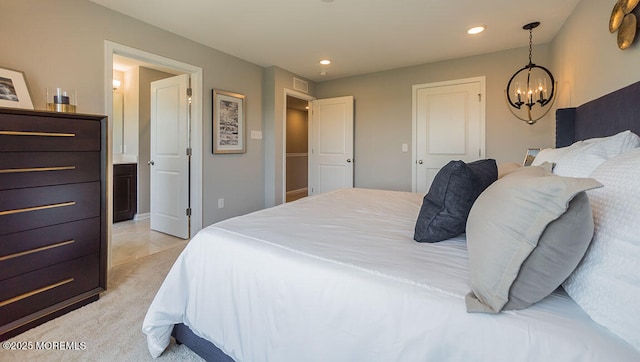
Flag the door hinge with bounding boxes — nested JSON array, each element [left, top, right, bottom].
[[186, 147, 192, 156], [186, 208, 192, 217], [187, 88, 192, 97], [479, 149, 482, 157]]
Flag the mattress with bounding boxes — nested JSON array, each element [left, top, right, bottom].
[[142, 188, 639, 361]]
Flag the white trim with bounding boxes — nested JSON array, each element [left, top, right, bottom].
[[104, 41, 204, 270], [281, 89, 315, 205], [411, 76, 486, 192], [134, 213, 151, 221], [286, 187, 308, 196], [286, 188, 309, 201]]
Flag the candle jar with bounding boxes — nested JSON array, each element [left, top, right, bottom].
[[46, 88, 77, 113]]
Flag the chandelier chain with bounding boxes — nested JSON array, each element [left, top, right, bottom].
[[528, 28, 533, 65]]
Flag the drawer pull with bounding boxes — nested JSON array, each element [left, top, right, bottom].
[[0, 201, 76, 216], [0, 278, 74, 308], [0, 130, 75, 137], [0, 166, 76, 174], [0, 240, 75, 262]]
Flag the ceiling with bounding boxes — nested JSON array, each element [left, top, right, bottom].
[[92, 0, 580, 82]]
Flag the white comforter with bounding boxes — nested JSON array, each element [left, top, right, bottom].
[[143, 188, 639, 361]]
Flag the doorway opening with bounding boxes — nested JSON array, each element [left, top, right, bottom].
[[283, 89, 314, 203], [105, 41, 203, 269], [282, 93, 355, 203], [285, 95, 310, 202]]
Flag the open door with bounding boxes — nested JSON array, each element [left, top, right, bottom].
[[309, 96, 354, 195], [150, 74, 190, 239]]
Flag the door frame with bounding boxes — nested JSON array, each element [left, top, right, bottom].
[[104, 41, 203, 270], [281, 88, 315, 203], [411, 76, 486, 192]]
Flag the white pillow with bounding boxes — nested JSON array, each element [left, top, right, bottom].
[[531, 141, 585, 166], [552, 130, 640, 177], [562, 147, 640, 351]]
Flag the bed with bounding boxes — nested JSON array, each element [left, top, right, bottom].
[[142, 81, 640, 361]]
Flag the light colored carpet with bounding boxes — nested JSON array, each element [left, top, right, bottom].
[[1, 245, 204, 362]]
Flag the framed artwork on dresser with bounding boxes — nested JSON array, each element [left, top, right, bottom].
[[0, 67, 33, 110]]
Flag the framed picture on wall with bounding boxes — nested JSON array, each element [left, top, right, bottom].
[[0, 67, 34, 110], [212, 89, 246, 154]]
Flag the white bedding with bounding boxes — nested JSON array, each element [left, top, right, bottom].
[[142, 188, 639, 361]]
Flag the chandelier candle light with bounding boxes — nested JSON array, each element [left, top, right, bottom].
[[505, 22, 556, 125]]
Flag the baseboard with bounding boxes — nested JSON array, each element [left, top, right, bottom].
[[134, 213, 150, 221], [286, 188, 308, 202]]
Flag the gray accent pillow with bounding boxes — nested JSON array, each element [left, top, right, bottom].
[[414, 159, 497, 243], [465, 165, 602, 313]]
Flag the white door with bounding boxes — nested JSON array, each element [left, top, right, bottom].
[[150, 74, 190, 239], [413, 77, 485, 193], [309, 96, 354, 195]]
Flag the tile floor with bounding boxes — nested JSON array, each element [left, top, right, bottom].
[[111, 218, 189, 267]]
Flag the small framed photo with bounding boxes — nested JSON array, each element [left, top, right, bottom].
[[523, 148, 541, 166], [212, 89, 246, 154], [0, 67, 34, 110]]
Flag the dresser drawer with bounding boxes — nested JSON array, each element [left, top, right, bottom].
[[0, 114, 101, 152], [0, 218, 100, 281], [0, 182, 100, 235], [0, 254, 100, 326], [0, 152, 100, 190]]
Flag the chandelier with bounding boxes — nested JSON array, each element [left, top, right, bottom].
[[505, 22, 557, 125]]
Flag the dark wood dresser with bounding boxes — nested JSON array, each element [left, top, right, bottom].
[[0, 108, 107, 341]]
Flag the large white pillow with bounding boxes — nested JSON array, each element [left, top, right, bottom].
[[552, 130, 640, 177], [563, 147, 640, 351], [531, 141, 585, 166]]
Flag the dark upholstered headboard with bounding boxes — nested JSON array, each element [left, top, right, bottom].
[[556, 81, 640, 147]]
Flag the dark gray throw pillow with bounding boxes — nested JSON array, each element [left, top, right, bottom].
[[414, 159, 497, 243]]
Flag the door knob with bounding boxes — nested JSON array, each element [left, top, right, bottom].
[[418, 160, 423, 164], [347, 158, 352, 163], [148, 160, 155, 166]]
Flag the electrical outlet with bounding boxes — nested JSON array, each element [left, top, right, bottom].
[[218, 198, 224, 208], [402, 143, 408, 152]]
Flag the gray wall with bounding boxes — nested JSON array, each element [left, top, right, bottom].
[[551, 0, 640, 108], [313, 0, 640, 193], [1, 0, 265, 229], [316, 46, 554, 192], [4, 0, 639, 223]]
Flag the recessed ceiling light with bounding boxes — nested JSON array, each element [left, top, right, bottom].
[[320, 59, 332, 65], [467, 25, 486, 35]]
